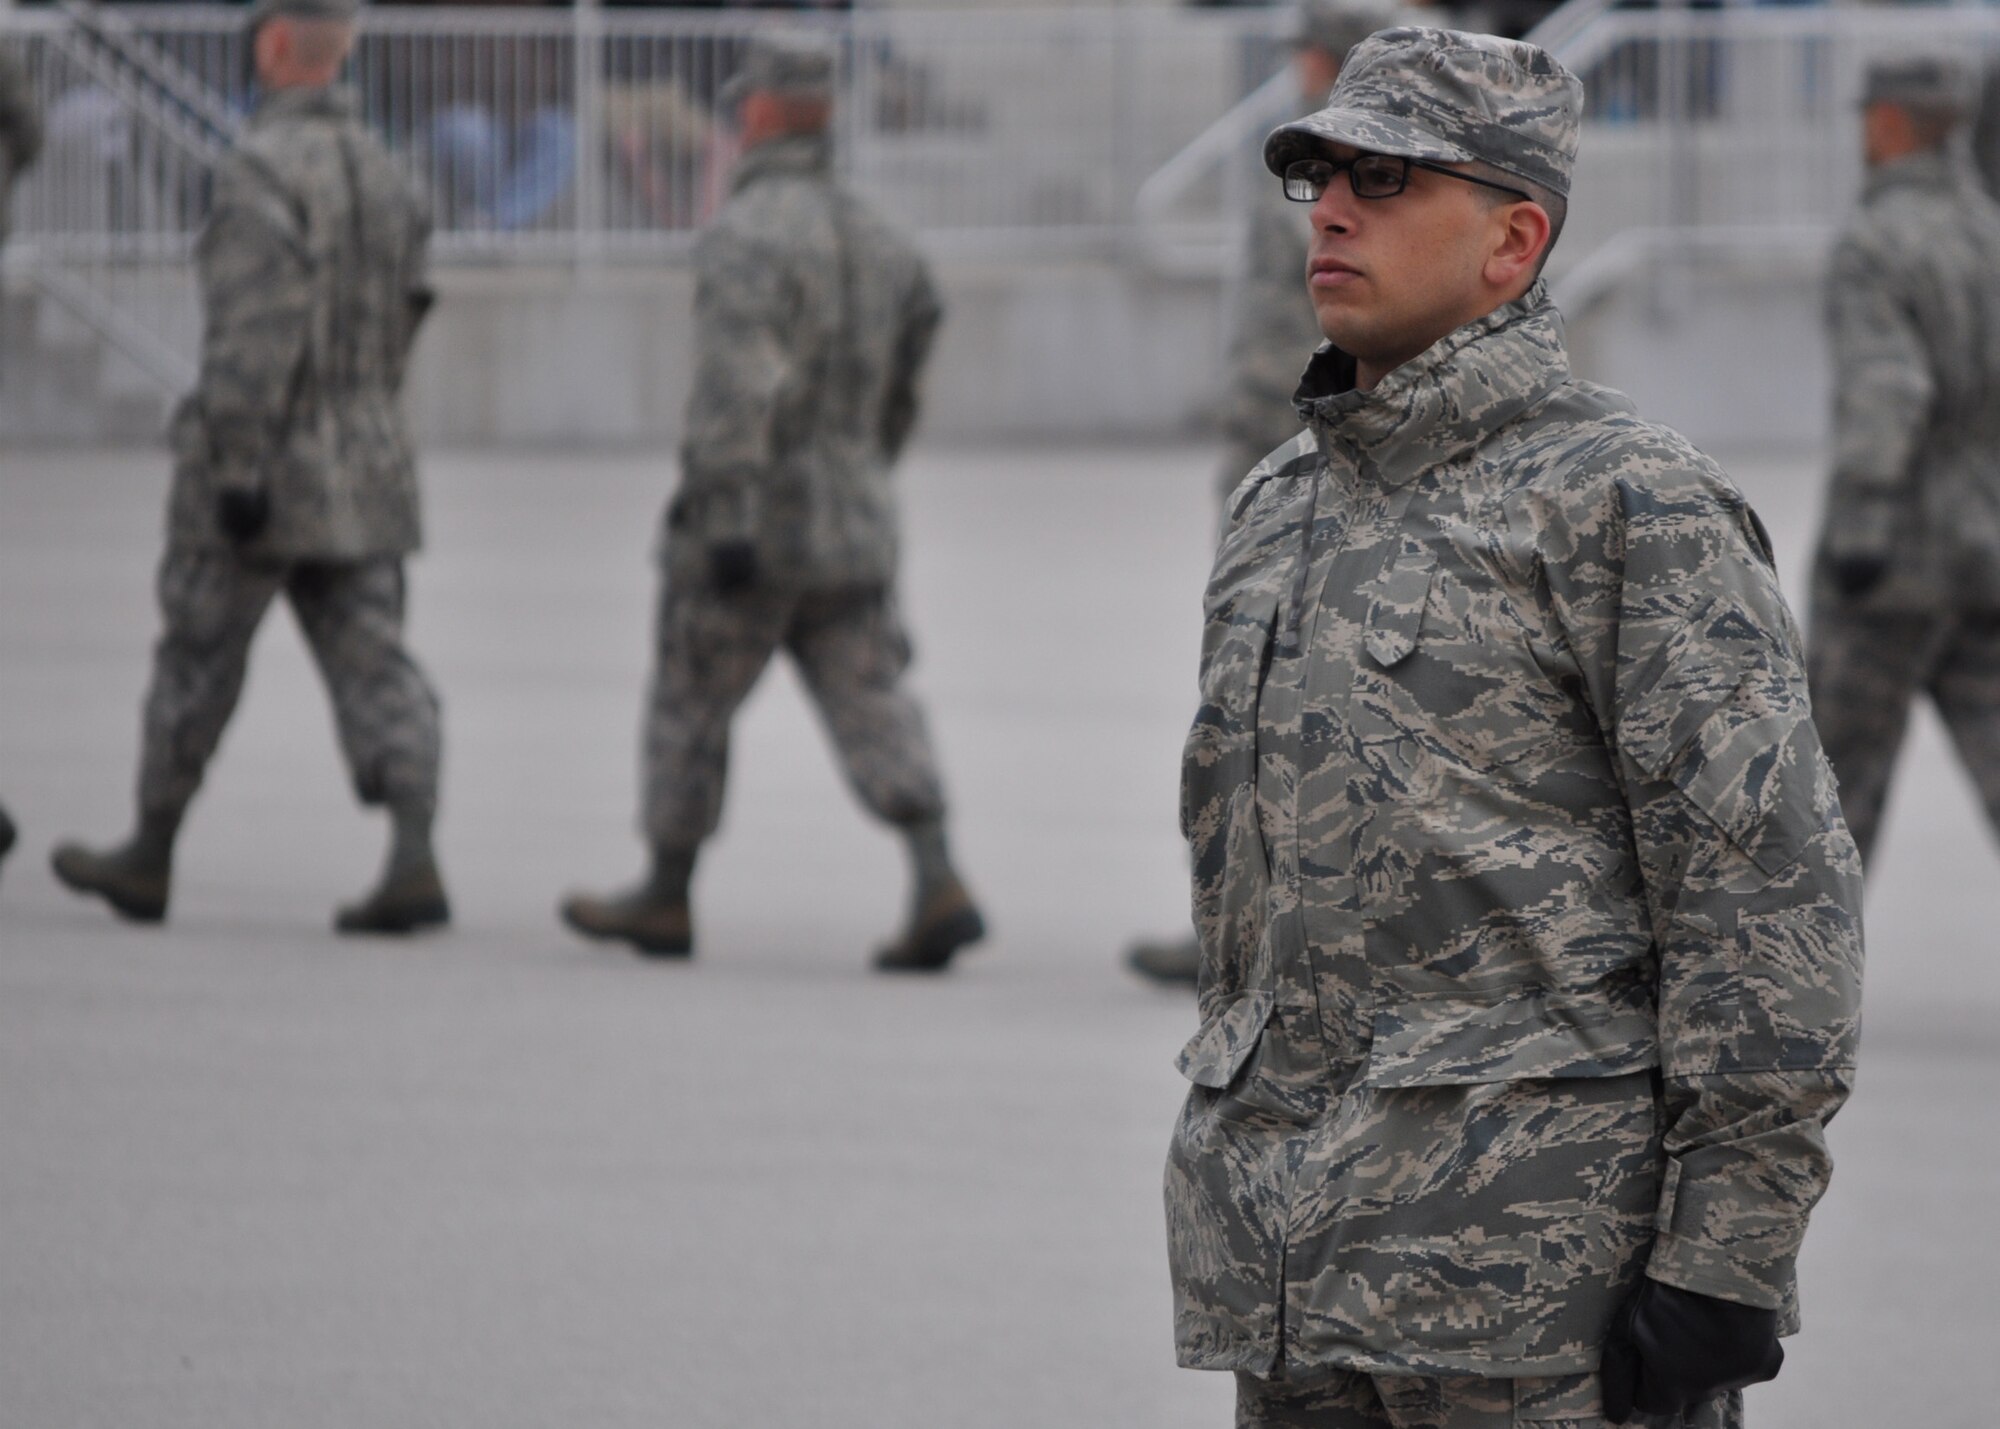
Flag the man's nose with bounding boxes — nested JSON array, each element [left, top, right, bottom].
[[1309, 181, 1355, 233]]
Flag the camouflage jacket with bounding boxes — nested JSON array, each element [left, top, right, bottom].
[[168, 85, 432, 561], [1167, 284, 1864, 1378], [667, 132, 943, 591], [0, 44, 41, 245], [1218, 130, 1319, 500], [1815, 149, 2000, 611]]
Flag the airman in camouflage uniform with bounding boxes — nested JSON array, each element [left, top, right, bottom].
[[1807, 58, 2000, 868], [0, 38, 36, 881], [561, 33, 984, 972], [1166, 30, 1863, 1429], [53, 0, 447, 934], [1129, 0, 1401, 989], [0, 40, 42, 256]]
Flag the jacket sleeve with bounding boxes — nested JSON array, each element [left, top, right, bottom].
[[879, 256, 942, 465], [195, 155, 314, 493], [1540, 454, 1865, 1312], [678, 223, 797, 543], [1822, 227, 1932, 561]]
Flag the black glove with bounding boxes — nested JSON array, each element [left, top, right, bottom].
[[215, 487, 271, 544], [1601, 1279, 1783, 1425], [709, 539, 758, 594], [1828, 554, 1889, 600]]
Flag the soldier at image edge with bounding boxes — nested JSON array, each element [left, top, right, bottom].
[[1166, 27, 1863, 1429], [560, 31, 985, 973], [1129, 0, 1402, 989], [0, 34, 40, 887], [1806, 56, 2000, 872], [51, 0, 447, 934]]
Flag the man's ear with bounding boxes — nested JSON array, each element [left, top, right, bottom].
[[1485, 201, 1552, 295]]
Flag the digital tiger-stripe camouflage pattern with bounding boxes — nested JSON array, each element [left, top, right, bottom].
[[1166, 282, 1864, 1380]]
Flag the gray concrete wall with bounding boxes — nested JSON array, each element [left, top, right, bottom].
[[402, 251, 1831, 454], [5, 250, 1830, 455], [403, 257, 1225, 449], [1565, 255, 1830, 456]]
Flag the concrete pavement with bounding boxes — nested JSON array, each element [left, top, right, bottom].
[[1, 442, 1994, 1428]]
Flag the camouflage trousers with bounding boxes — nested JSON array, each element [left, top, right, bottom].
[[1235, 1368, 1741, 1429], [1806, 596, 2000, 864], [138, 550, 442, 820], [642, 579, 946, 849]]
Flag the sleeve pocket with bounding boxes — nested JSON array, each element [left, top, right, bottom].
[[1618, 595, 1830, 878], [1364, 995, 1658, 1088], [1176, 990, 1276, 1089]]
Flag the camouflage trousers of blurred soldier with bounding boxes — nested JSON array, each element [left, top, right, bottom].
[[1234, 1368, 1741, 1429], [51, 550, 449, 932], [1807, 598, 2000, 865], [562, 578, 984, 970], [642, 580, 945, 846]]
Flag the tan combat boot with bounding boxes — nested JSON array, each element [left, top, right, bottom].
[[874, 875, 986, 973], [560, 888, 694, 958], [50, 816, 176, 924], [336, 861, 451, 935]]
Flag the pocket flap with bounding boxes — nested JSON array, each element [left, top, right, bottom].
[[1365, 996, 1657, 1088], [1362, 549, 1434, 669], [1175, 990, 1276, 1089]]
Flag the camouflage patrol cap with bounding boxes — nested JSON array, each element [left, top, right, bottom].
[[1265, 26, 1584, 199], [245, 0, 358, 31], [1294, 0, 1401, 61], [720, 31, 838, 109], [1861, 56, 1978, 115]]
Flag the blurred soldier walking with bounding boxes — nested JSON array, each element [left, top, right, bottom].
[[1129, 0, 1393, 987], [1166, 29, 1863, 1428], [1807, 58, 2000, 869], [561, 34, 983, 972], [53, 0, 446, 933], [0, 35, 43, 283], [0, 37, 40, 879]]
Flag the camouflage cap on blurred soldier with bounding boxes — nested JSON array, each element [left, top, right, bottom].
[[720, 31, 837, 109]]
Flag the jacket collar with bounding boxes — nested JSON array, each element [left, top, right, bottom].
[[1863, 148, 1974, 203], [251, 83, 358, 128], [731, 132, 833, 195], [1292, 281, 1571, 487]]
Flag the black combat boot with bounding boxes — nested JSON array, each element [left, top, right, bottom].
[[559, 845, 696, 958], [336, 804, 450, 935], [874, 820, 986, 973], [50, 810, 179, 923]]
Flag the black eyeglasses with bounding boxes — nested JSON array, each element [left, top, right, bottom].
[[1282, 154, 1530, 203]]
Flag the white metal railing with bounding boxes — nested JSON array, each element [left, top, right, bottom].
[[1550, 4, 2000, 312], [28, 3, 1284, 260], [6, 8, 214, 392], [11, 2, 2000, 403]]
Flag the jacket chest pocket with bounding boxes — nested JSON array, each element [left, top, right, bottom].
[[1353, 549, 1582, 776]]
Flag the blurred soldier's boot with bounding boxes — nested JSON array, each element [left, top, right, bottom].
[[50, 810, 179, 923], [1126, 935, 1200, 987], [336, 803, 450, 935], [875, 820, 985, 973], [0, 802, 16, 887], [559, 844, 695, 958]]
